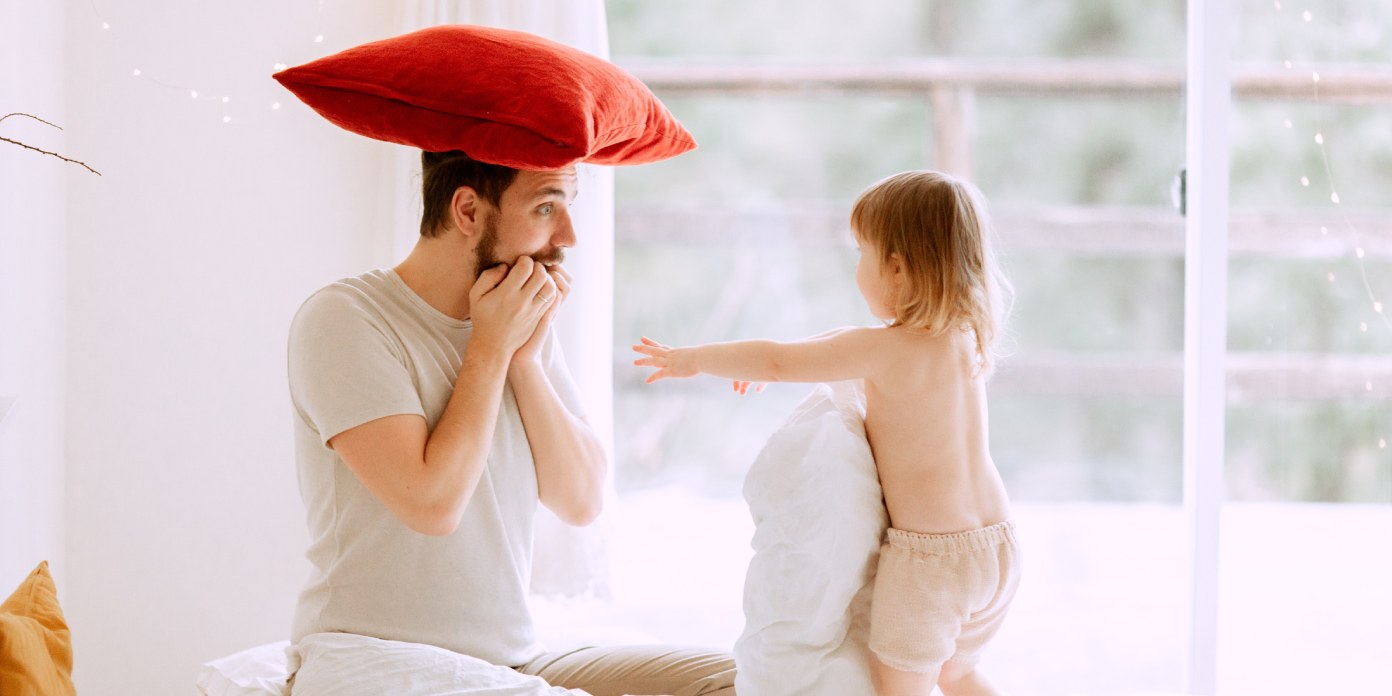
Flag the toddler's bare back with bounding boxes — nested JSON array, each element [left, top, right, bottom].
[[862, 327, 1010, 535]]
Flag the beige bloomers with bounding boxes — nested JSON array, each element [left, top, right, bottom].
[[868, 521, 1020, 673]]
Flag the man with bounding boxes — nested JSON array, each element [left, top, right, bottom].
[[286, 150, 736, 695]]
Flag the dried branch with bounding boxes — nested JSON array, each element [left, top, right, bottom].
[[0, 112, 102, 176]]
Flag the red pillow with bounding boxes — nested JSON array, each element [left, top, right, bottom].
[[272, 24, 695, 170]]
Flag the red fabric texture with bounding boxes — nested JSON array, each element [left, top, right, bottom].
[[272, 24, 696, 169]]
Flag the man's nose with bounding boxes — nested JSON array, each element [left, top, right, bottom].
[[554, 208, 577, 248]]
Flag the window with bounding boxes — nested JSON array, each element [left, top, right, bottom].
[[602, 2, 1391, 692]]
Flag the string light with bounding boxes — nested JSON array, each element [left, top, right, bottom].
[[88, 0, 325, 124], [1271, 2, 1391, 460]]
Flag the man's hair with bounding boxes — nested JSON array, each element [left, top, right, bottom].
[[850, 170, 1013, 376], [419, 151, 520, 238]]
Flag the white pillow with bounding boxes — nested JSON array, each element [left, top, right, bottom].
[[288, 632, 590, 696], [735, 381, 888, 696], [198, 635, 593, 696], [196, 640, 291, 696]]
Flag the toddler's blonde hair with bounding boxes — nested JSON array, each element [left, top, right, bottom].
[[850, 170, 1012, 375]]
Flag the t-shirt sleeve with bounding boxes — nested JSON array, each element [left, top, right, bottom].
[[288, 287, 426, 446]]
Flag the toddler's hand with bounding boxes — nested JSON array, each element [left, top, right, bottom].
[[733, 380, 767, 395], [632, 336, 699, 383]]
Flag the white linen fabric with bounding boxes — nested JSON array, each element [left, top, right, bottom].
[[287, 633, 590, 696], [288, 269, 586, 667], [735, 381, 888, 696], [195, 641, 291, 696]]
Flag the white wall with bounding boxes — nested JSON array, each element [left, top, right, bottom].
[[61, 3, 396, 693], [1, 2, 68, 596]]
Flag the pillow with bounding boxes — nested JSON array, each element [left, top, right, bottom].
[[735, 381, 887, 696], [195, 641, 291, 696], [289, 632, 589, 695], [0, 561, 76, 696], [272, 24, 696, 170]]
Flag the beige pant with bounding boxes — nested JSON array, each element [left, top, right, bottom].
[[517, 645, 736, 696], [868, 521, 1020, 673]]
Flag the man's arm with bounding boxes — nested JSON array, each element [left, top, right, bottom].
[[509, 358, 607, 526], [328, 261, 556, 536], [508, 265, 606, 527]]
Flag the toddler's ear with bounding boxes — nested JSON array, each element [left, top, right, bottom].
[[886, 252, 906, 280]]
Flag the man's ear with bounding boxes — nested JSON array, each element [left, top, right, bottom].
[[448, 186, 482, 237]]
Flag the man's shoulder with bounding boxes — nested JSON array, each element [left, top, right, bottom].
[[291, 270, 396, 335]]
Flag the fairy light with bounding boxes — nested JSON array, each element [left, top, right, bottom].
[[1271, 2, 1391, 458], [89, 0, 325, 124]]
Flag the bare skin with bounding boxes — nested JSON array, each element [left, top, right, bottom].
[[328, 167, 607, 536], [633, 236, 1010, 696]]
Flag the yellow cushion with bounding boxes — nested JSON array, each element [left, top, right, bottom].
[[0, 561, 76, 696]]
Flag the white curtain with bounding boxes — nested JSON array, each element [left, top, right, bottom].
[[395, 0, 616, 599]]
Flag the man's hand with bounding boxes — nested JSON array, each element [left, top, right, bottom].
[[512, 263, 570, 369], [469, 257, 556, 360]]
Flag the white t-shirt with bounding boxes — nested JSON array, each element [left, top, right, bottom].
[[286, 268, 585, 667]]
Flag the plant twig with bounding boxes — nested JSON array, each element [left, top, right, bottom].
[[0, 112, 102, 176], [0, 112, 62, 129]]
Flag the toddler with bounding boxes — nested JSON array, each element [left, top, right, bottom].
[[633, 170, 1018, 696]]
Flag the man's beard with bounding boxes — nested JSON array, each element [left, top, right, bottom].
[[473, 211, 502, 280], [472, 210, 566, 281]]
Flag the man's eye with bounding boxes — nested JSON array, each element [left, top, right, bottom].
[[539, 204, 554, 215]]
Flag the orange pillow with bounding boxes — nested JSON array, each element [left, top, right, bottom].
[[0, 561, 76, 696], [273, 24, 696, 170]]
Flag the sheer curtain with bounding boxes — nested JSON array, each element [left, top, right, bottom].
[[393, 0, 616, 599]]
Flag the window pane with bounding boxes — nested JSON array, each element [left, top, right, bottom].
[[1220, 1, 1392, 693], [608, 3, 1188, 693]]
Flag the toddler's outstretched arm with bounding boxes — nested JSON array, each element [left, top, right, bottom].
[[632, 328, 885, 386]]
